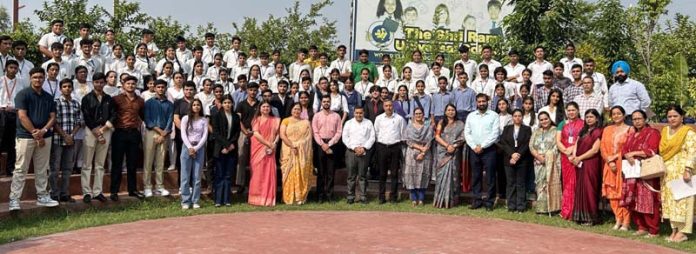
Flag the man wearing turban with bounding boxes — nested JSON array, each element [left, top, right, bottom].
[[608, 60, 652, 124]]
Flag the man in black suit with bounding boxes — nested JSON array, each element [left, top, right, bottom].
[[271, 80, 293, 119], [362, 85, 383, 180]]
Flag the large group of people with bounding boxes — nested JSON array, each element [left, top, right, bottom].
[[2, 19, 695, 243]]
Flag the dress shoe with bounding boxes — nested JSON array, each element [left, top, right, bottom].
[[129, 191, 145, 200], [60, 195, 76, 203], [83, 194, 92, 203], [469, 203, 483, 210], [110, 193, 119, 201], [94, 194, 108, 202]]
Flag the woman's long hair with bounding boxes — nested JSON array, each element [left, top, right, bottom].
[[547, 89, 565, 124], [186, 98, 205, 133], [522, 96, 536, 126]]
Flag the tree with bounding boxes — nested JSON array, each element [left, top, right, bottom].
[[104, 0, 150, 52], [146, 16, 190, 57], [501, 0, 588, 63], [626, 0, 671, 84], [34, 0, 107, 38], [9, 20, 42, 64], [0, 5, 11, 33], [584, 0, 634, 74], [232, 0, 337, 64]]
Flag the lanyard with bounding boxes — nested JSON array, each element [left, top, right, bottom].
[[337, 59, 344, 72], [17, 60, 25, 74], [47, 80, 58, 97], [4, 77, 16, 106]]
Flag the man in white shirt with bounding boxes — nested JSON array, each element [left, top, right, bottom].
[[503, 49, 526, 83], [0, 35, 12, 77], [38, 19, 66, 59], [136, 29, 159, 58], [99, 29, 117, 58], [247, 44, 260, 67], [453, 45, 477, 85], [559, 42, 583, 79], [73, 23, 91, 57], [329, 45, 352, 81], [72, 39, 102, 82], [223, 36, 242, 69], [582, 58, 609, 110], [288, 48, 311, 83], [201, 33, 220, 66], [268, 62, 287, 94], [373, 99, 405, 204], [0, 60, 26, 177], [175, 36, 192, 64], [528, 46, 553, 85], [232, 52, 250, 83], [465, 93, 500, 211], [312, 53, 330, 85], [477, 45, 502, 78], [258, 52, 274, 80], [10, 41, 35, 81], [342, 106, 375, 204]]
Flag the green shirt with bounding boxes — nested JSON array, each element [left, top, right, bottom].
[[351, 61, 378, 83]]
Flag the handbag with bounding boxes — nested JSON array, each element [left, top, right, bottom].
[[640, 154, 665, 179]]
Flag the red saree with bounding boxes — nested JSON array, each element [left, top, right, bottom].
[[248, 116, 280, 206], [558, 119, 584, 219]]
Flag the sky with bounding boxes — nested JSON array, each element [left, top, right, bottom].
[[3, 0, 695, 45]]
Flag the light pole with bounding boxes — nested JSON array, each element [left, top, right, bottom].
[[12, 0, 26, 31]]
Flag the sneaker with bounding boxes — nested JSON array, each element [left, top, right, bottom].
[[215, 203, 221, 207], [144, 189, 153, 197], [167, 166, 175, 171], [158, 188, 170, 196], [8, 199, 20, 211], [36, 195, 59, 207], [192, 204, 201, 209], [182, 204, 190, 209]]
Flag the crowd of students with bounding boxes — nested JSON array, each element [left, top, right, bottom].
[[2, 19, 694, 244]]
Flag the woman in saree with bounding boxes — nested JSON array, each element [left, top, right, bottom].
[[600, 106, 630, 230], [279, 103, 313, 205], [659, 105, 696, 243], [248, 101, 280, 206], [570, 109, 603, 225], [621, 110, 661, 238], [433, 104, 465, 208], [530, 111, 562, 214], [557, 102, 584, 219], [402, 107, 433, 206]]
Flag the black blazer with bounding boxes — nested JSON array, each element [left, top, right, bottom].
[[364, 99, 384, 123], [271, 94, 293, 119], [497, 124, 532, 167], [211, 110, 241, 158]]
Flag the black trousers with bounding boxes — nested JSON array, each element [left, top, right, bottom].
[[110, 128, 141, 194], [505, 162, 528, 211], [0, 111, 17, 176], [470, 146, 497, 207], [316, 140, 336, 200], [377, 142, 401, 201]]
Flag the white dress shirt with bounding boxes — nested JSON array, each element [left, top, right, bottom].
[[202, 45, 220, 66], [560, 57, 583, 79], [330, 58, 352, 77], [0, 76, 27, 108], [453, 59, 477, 84], [223, 49, 239, 68], [528, 60, 553, 85], [342, 118, 376, 150], [41, 58, 73, 80], [374, 112, 406, 145], [504, 63, 526, 83]]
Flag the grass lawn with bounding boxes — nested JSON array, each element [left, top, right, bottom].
[[0, 197, 693, 252]]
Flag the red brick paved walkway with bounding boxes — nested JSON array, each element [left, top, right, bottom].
[[0, 211, 685, 253]]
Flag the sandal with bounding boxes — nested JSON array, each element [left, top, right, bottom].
[[672, 235, 688, 243]]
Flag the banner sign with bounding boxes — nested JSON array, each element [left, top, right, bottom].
[[351, 0, 513, 62]]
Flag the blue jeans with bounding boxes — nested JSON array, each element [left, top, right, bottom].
[[180, 145, 204, 205], [214, 153, 237, 205], [409, 188, 426, 202]]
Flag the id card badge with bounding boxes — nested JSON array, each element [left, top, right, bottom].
[[514, 140, 518, 148], [568, 136, 574, 144]]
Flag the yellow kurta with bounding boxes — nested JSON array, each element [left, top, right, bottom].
[[280, 118, 314, 205], [661, 128, 696, 233]]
